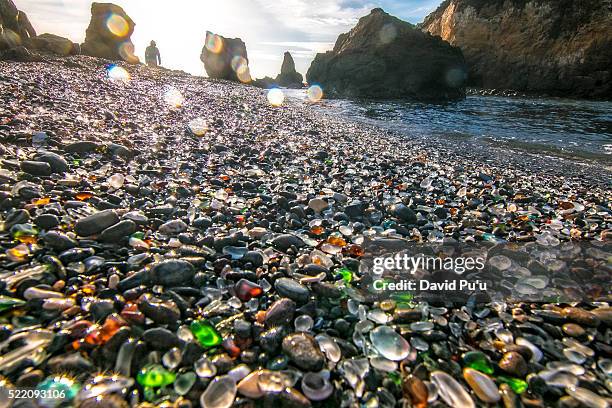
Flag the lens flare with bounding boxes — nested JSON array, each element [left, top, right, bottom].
[[163, 86, 185, 108], [445, 68, 466, 88], [205, 33, 223, 54], [106, 13, 129, 38], [118, 41, 138, 63], [267, 88, 285, 107], [106, 65, 130, 82], [379, 23, 398, 45], [236, 68, 252, 83], [189, 117, 209, 136], [230, 55, 244, 72], [307, 85, 324, 102], [231, 56, 251, 83]]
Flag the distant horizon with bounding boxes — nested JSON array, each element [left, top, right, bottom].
[[16, 0, 440, 78]]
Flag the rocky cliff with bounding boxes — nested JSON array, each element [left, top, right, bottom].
[[307, 8, 467, 101], [81, 2, 138, 63], [421, 0, 612, 99]]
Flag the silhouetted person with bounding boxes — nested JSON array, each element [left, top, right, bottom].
[[145, 40, 161, 67]]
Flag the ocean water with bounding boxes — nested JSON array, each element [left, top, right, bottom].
[[286, 90, 612, 163]]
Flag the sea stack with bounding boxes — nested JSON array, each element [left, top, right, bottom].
[[306, 8, 466, 101], [81, 2, 138, 63], [421, 0, 612, 99], [0, 0, 36, 49], [275, 52, 303, 88], [200, 31, 251, 83]]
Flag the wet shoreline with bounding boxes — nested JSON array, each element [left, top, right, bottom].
[[284, 91, 612, 170]]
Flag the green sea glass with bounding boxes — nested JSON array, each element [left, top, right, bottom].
[[130, 231, 145, 240], [136, 364, 176, 388], [463, 351, 494, 375], [11, 224, 38, 238], [387, 371, 402, 386], [0, 296, 26, 312], [337, 267, 353, 284], [190, 320, 222, 348], [497, 375, 528, 394]]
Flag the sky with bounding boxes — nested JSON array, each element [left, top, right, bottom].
[[17, 0, 442, 79]]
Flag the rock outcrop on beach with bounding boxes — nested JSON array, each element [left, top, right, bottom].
[[200, 31, 251, 82], [81, 2, 138, 63], [29, 33, 79, 56], [1, 1, 78, 59], [252, 76, 275, 89], [0, 0, 36, 50], [421, 0, 612, 99], [0, 44, 41, 61], [306, 8, 466, 100], [275, 52, 303, 88]]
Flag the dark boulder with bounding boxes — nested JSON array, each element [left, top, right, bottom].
[[200, 31, 251, 82], [306, 8, 466, 101], [252, 76, 276, 89], [81, 2, 138, 63], [29, 33, 79, 56], [0, 0, 36, 50], [275, 52, 303, 88], [0, 44, 42, 61]]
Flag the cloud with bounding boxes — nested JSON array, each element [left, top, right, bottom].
[[338, 0, 371, 9], [254, 0, 370, 40], [261, 42, 335, 52]]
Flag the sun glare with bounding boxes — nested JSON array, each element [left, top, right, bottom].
[[118, 41, 138, 63], [205, 33, 224, 54], [163, 86, 185, 108], [189, 117, 209, 136], [107, 65, 130, 82], [267, 88, 285, 107], [307, 85, 324, 102], [231, 56, 252, 83], [106, 13, 129, 38]]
